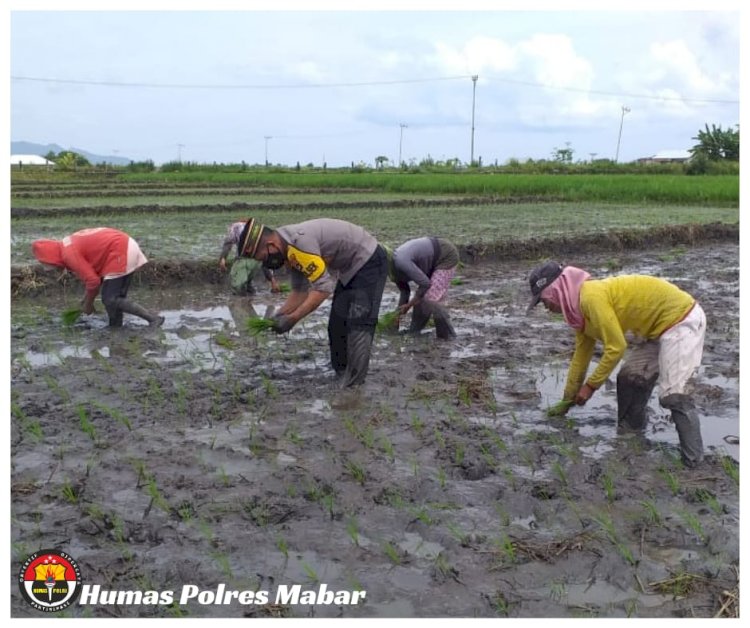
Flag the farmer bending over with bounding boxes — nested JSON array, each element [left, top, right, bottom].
[[238, 217, 388, 388], [527, 260, 706, 467], [32, 227, 164, 327], [219, 221, 279, 295], [386, 237, 459, 339]]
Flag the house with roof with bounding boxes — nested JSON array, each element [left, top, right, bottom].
[[10, 154, 55, 168], [636, 150, 692, 164]]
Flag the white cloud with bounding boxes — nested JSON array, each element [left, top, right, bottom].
[[649, 40, 720, 94], [433, 36, 516, 75], [517, 33, 594, 90]]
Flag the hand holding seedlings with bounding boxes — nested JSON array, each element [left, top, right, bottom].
[[546, 400, 574, 417]]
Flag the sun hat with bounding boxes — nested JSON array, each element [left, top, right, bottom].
[[237, 218, 266, 258], [527, 260, 564, 312]]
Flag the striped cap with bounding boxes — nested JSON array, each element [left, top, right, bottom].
[[237, 218, 265, 258]]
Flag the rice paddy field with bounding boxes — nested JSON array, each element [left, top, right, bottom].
[[10, 170, 739, 618]]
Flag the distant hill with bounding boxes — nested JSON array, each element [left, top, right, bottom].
[[11, 141, 133, 166]]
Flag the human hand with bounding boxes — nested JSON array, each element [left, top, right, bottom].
[[270, 279, 281, 293], [398, 303, 411, 315], [272, 314, 296, 334], [574, 383, 596, 406], [219, 258, 228, 271]]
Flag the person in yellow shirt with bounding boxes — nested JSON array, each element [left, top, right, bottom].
[[527, 261, 706, 467]]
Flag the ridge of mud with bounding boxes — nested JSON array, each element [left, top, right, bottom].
[[11, 196, 564, 217], [10, 223, 738, 297]]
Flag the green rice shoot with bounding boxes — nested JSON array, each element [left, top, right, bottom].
[[61, 307, 82, 326], [246, 317, 276, 335], [277, 282, 292, 293], [377, 310, 400, 332], [546, 400, 574, 417]]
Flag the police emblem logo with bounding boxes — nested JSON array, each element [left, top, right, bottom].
[[18, 549, 82, 612]]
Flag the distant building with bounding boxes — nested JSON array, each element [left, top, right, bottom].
[[10, 154, 55, 168], [636, 150, 692, 164]]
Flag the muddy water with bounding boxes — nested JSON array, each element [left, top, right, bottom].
[[10, 244, 739, 618]]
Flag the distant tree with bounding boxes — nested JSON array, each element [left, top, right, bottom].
[[54, 151, 90, 170], [375, 155, 389, 169], [690, 124, 739, 161], [551, 142, 575, 164]]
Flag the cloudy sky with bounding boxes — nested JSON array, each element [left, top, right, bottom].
[[7, 1, 743, 167]]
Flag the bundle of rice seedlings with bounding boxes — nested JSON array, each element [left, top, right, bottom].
[[376, 310, 400, 332], [61, 307, 83, 326], [546, 400, 574, 417], [277, 282, 292, 293], [246, 317, 276, 335]]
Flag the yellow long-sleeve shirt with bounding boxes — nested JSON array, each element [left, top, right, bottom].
[[563, 275, 695, 399]]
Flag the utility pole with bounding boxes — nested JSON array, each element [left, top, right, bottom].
[[177, 143, 185, 163], [398, 123, 408, 167], [470, 75, 478, 166], [615, 106, 630, 163], [264, 136, 272, 166]]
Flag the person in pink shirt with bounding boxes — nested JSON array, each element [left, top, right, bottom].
[[32, 227, 164, 328]]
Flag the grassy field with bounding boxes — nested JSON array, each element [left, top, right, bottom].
[[12, 170, 739, 205], [10, 170, 739, 265]]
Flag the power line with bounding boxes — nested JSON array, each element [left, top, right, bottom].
[[10, 74, 472, 90], [12, 72, 737, 105], [482, 74, 739, 105]]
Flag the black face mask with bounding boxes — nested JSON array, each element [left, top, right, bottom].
[[263, 245, 285, 270]]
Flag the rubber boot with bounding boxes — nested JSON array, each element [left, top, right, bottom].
[[660, 393, 704, 468], [408, 302, 431, 335], [328, 308, 348, 377], [115, 298, 165, 327], [430, 302, 456, 340], [616, 342, 659, 431], [339, 327, 374, 388], [105, 303, 124, 327]]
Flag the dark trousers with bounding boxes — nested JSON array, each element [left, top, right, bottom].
[[101, 274, 133, 327], [328, 246, 388, 386]]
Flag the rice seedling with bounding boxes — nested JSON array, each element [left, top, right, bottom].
[[453, 441, 465, 466], [379, 434, 395, 461], [639, 499, 662, 526], [344, 459, 366, 485], [591, 511, 636, 565], [246, 317, 276, 335], [494, 534, 517, 566], [302, 562, 320, 584], [410, 413, 425, 436], [277, 282, 292, 293], [720, 456, 739, 486], [691, 488, 723, 515], [276, 534, 289, 559], [213, 330, 236, 349], [376, 310, 400, 333], [11, 401, 43, 441], [490, 591, 510, 616], [61, 307, 82, 326], [602, 472, 616, 503], [552, 460, 568, 489], [61, 481, 78, 504], [382, 541, 402, 565], [657, 466, 681, 496], [450, 277, 463, 286], [91, 400, 132, 431], [649, 571, 708, 597], [546, 399, 574, 417], [211, 550, 234, 579], [549, 580, 567, 603], [436, 467, 447, 490], [77, 404, 97, 442], [677, 509, 706, 543], [346, 517, 360, 547]]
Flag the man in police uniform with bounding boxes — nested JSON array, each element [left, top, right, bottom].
[[238, 218, 387, 388]]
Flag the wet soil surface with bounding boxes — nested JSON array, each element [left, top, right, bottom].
[[10, 243, 739, 618]]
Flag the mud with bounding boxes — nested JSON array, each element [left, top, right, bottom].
[[11, 195, 561, 218], [10, 243, 739, 618]]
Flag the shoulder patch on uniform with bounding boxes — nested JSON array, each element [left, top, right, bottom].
[[287, 245, 326, 282]]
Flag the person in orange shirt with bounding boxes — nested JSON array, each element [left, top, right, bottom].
[[32, 227, 164, 328]]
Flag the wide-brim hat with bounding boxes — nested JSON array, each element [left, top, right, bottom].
[[237, 218, 265, 258], [527, 260, 563, 312]]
